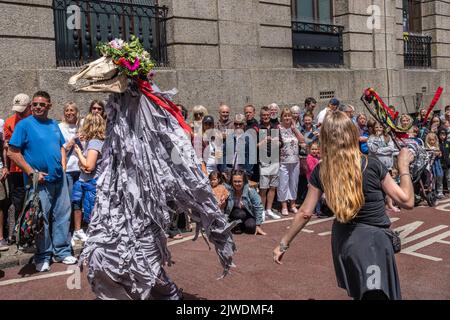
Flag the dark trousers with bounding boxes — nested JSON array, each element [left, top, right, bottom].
[[7, 172, 26, 220], [229, 208, 256, 234]]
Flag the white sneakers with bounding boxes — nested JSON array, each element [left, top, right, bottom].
[[71, 229, 88, 246], [35, 255, 78, 272], [35, 261, 50, 272], [265, 209, 281, 220], [52, 255, 78, 265]]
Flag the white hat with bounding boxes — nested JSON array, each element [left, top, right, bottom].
[[12, 93, 31, 113]]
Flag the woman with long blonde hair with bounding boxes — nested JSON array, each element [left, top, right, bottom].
[[273, 110, 415, 300], [71, 113, 106, 245]]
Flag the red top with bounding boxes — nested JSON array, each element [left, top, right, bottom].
[[4, 113, 30, 172]]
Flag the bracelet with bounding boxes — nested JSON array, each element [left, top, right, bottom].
[[398, 173, 412, 179], [279, 241, 289, 253]]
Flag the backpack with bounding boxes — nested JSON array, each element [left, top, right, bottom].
[[15, 172, 44, 249]]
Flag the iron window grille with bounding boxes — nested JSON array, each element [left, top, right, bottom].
[[53, 0, 168, 67], [292, 20, 344, 67], [403, 32, 432, 68]]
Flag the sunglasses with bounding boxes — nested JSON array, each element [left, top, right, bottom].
[[32, 102, 48, 107], [234, 122, 244, 126], [194, 113, 204, 116]]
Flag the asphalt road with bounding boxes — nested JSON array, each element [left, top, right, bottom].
[[1, 200, 449, 300]]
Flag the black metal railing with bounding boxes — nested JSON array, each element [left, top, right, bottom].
[[53, 0, 168, 67], [403, 32, 432, 68], [292, 21, 344, 67]]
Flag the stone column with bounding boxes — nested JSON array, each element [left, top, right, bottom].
[[0, 0, 55, 69], [159, 0, 220, 69], [422, 0, 450, 69]]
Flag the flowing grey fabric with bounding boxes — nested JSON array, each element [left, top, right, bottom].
[[79, 85, 236, 300]]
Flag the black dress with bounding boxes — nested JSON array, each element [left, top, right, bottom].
[[309, 155, 401, 300]]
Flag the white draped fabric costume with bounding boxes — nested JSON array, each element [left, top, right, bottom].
[[79, 84, 236, 300]]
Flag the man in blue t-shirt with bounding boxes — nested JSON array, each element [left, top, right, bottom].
[[8, 91, 77, 272]]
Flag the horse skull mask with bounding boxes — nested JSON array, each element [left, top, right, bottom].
[[68, 56, 128, 93]]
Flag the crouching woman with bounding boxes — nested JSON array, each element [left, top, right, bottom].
[[225, 170, 266, 235]]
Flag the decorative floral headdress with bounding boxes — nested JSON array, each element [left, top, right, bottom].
[[96, 35, 154, 79]]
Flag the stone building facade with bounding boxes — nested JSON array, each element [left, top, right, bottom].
[[1, 0, 450, 120]]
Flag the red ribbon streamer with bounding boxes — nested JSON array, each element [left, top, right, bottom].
[[370, 89, 399, 121], [422, 86, 443, 126], [137, 79, 192, 134]]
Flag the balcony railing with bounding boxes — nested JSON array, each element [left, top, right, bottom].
[[53, 0, 168, 67], [292, 21, 344, 67], [403, 32, 432, 68]]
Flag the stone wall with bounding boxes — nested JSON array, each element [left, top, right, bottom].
[[0, 0, 449, 122]]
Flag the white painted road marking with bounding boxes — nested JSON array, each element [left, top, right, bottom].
[[401, 231, 450, 261], [0, 269, 74, 287]]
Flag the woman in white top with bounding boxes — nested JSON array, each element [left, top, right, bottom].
[[58, 102, 84, 243], [278, 108, 305, 216]]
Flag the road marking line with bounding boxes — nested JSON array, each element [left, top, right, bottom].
[[0, 270, 74, 287], [400, 225, 448, 245], [168, 235, 195, 246], [263, 217, 293, 224], [307, 217, 335, 225], [401, 251, 442, 262]]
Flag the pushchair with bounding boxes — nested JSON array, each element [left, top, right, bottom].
[[405, 140, 438, 207]]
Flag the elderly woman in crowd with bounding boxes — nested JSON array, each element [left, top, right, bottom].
[[290, 105, 302, 131], [224, 170, 266, 235], [278, 108, 305, 216], [190, 105, 208, 130]]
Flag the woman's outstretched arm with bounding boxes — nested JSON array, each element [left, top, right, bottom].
[[381, 148, 414, 209], [273, 185, 322, 264]]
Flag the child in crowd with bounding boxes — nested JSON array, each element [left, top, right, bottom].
[[439, 128, 450, 194], [306, 142, 323, 216], [306, 142, 320, 181], [426, 132, 444, 198], [368, 122, 400, 212], [71, 113, 105, 245], [209, 171, 229, 212]]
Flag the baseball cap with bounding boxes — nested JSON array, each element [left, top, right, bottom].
[[202, 115, 214, 124], [12, 93, 31, 113], [329, 98, 340, 106]]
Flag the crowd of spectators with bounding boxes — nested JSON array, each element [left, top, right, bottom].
[[2, 90, 450, 271]]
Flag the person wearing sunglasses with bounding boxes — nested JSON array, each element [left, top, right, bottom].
[[190, 105, 208, 133], [89, 100, 106, 119], [8, 91, 77, 271]]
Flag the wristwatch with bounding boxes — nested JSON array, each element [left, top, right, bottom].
[[279, 241, 289, 253]]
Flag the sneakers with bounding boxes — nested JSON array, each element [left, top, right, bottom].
[[437, 193, 445, 199], [71, 229, 88, 246], [281, 209, 289, 216], [35, 261, 51, 272], [289, 207, 298, 214], [52, 255, 78, 265], [0, 239, 9, 251], [265, 209, 281, 220]]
